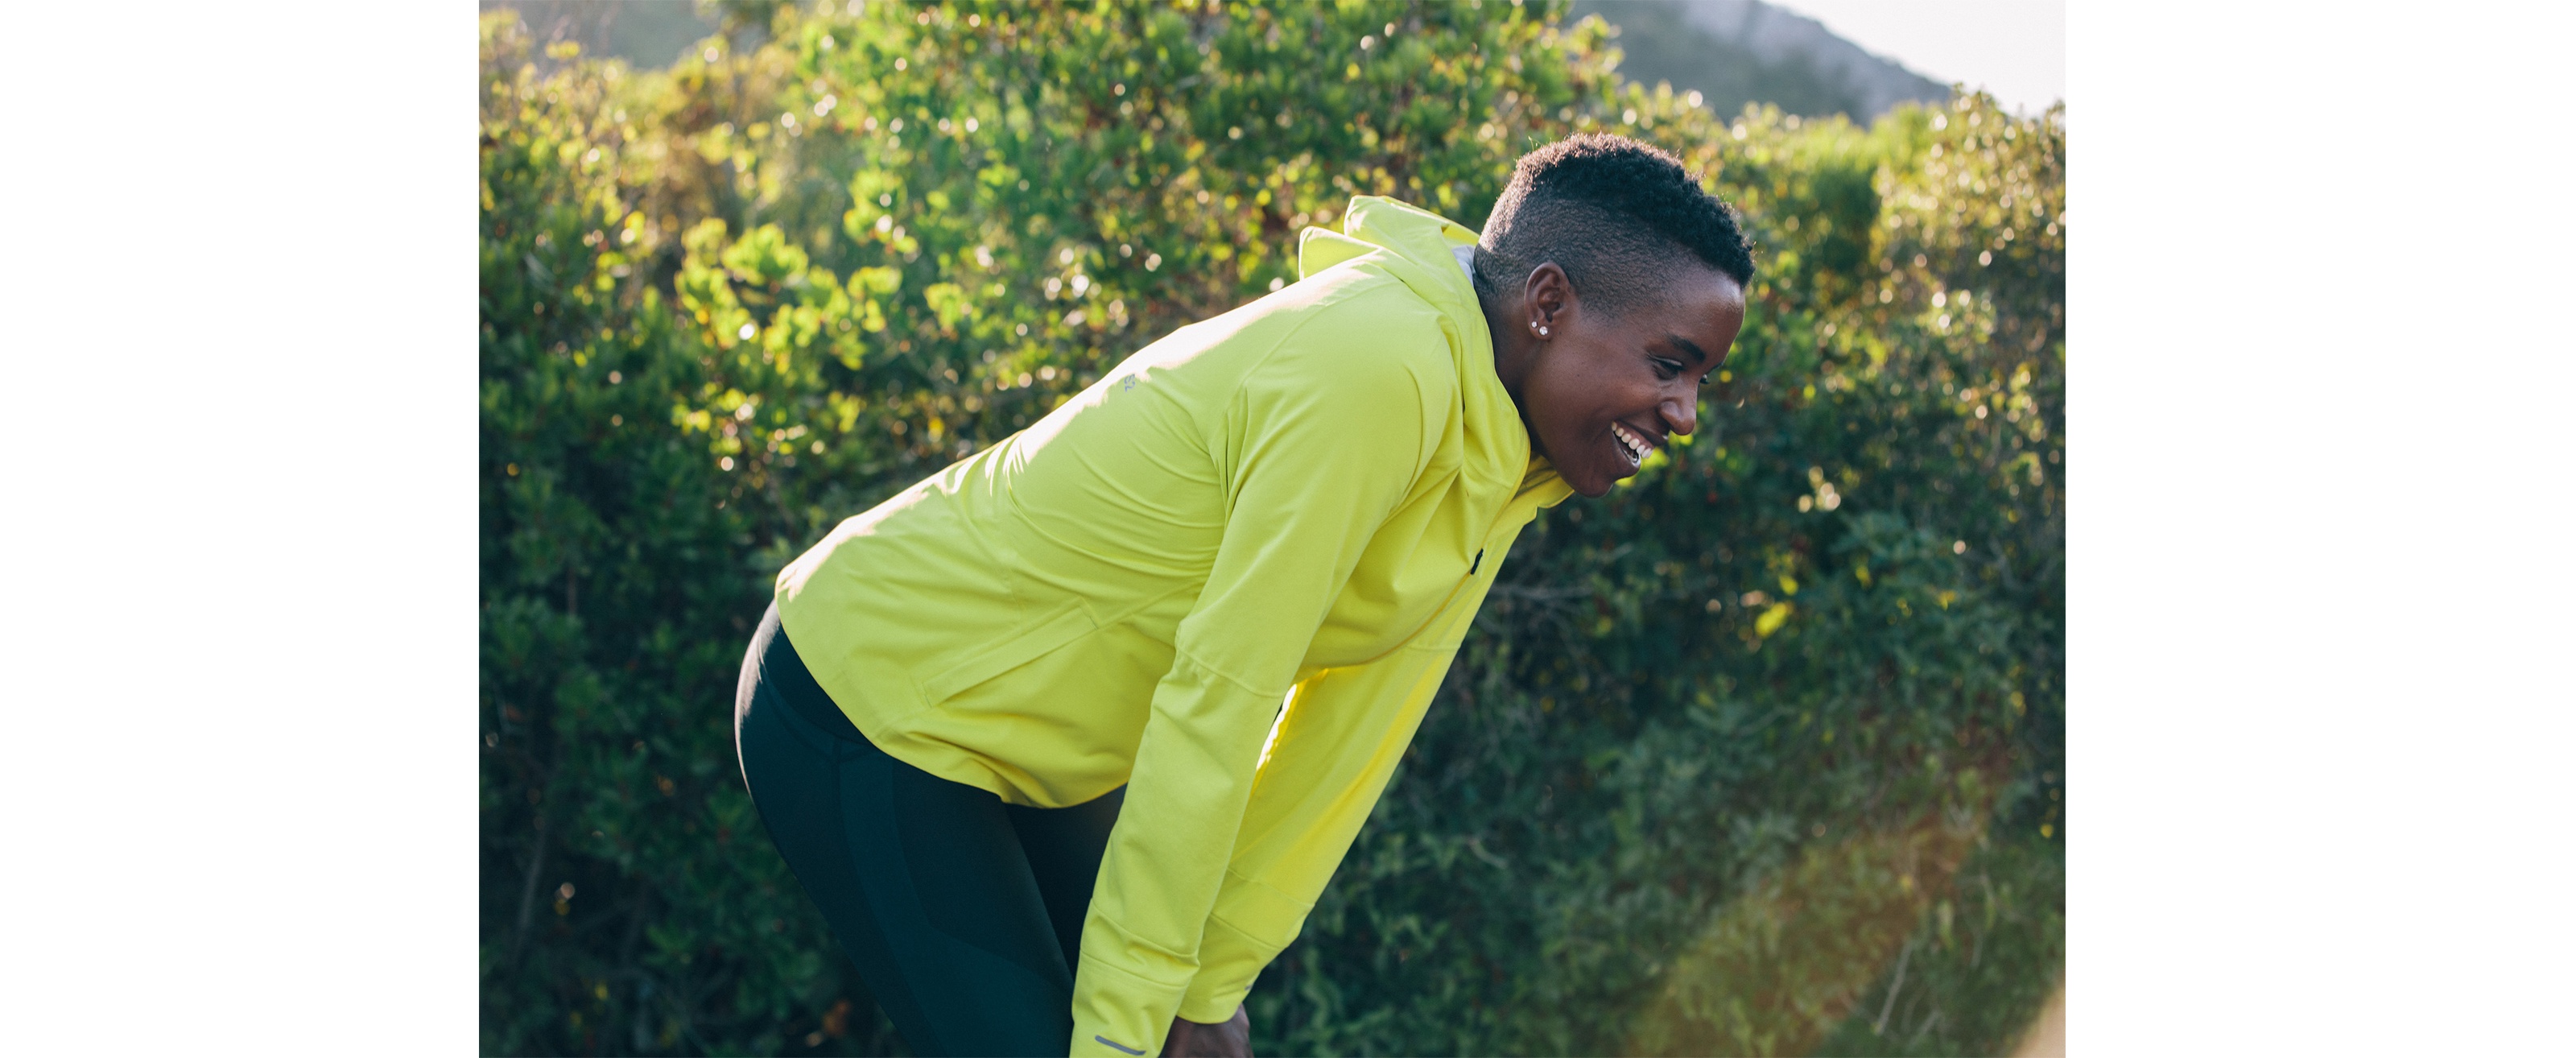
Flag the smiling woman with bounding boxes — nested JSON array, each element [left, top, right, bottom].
[[1471, 135, 1756, 495], [733, 134, 1756, 1058]]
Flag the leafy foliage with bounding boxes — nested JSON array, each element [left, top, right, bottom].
[[480, 2, 2063, 1055]]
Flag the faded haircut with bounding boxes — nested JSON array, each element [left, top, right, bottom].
[[1472, 133, 1757, 316]]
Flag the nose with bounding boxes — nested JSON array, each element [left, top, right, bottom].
[[1661, 392, 1696, 436]]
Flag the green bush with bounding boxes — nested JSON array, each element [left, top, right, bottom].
[[480, 2, 2062, 1054]]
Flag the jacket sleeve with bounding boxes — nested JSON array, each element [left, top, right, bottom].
[[1170, 552, 1502, 1023], [1067, 334, 1439, 1058]]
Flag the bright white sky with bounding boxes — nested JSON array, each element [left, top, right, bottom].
[[1768, 0, 2066, 115]]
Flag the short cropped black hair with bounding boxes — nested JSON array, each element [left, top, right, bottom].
[[1472, 133, 1756, 316]]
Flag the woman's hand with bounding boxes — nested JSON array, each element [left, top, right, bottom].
[[1160, 1005, 1251, 1058]]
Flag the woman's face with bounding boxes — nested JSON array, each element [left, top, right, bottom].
[[1509, 263, 1748, 497]]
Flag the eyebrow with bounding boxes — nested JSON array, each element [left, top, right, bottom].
[[1665, 334, 1710, 366]]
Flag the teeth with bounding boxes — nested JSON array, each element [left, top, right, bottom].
[[1612, 423, 1646, 466]]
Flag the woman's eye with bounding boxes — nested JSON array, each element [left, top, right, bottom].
[[1652, 357, 1682, 379]]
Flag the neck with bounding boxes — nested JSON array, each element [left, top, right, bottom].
[[1474, 284, 1538, 433]]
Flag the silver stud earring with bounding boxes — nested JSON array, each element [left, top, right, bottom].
[[1534, 323, 1549, 337]]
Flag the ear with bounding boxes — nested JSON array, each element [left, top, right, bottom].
[[1522, 262, 1577, 335]]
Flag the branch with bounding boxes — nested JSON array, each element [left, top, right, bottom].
[[1872, 936, 1913, 1035], [508, 811, 551, 969]]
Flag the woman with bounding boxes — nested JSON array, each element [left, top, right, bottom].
[[733, 134, 1754, 1057]]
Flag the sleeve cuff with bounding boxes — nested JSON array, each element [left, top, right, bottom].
[[1071, 953, 1187, 1057], [1176, 906, 1298, 1023], [1176, 986, 1253, 1027]]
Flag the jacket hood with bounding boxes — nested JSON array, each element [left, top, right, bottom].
[[1296, 196, 1571, 510], [1295, 195, 1478, 315]]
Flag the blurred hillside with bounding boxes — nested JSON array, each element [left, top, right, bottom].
[[1573, 0, 1948, 119]]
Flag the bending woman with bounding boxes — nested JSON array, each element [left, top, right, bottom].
[[733, 134, 1754, 1057]]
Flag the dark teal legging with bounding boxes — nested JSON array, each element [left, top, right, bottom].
[[733, 602, 1125, 1056]]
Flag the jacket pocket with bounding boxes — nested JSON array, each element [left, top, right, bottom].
[[917, 597, 1100, 704]]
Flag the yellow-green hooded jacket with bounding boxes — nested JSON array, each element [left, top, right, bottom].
[[774, 196, 1573, 1056]]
